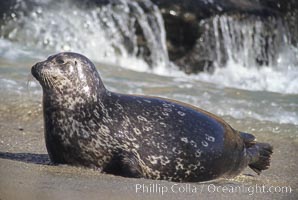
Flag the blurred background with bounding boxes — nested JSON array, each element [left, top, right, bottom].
[[0, 1, 297, 199], [0, 0, 297, 125]]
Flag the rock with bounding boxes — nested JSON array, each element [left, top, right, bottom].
[[152, 0, 298, 73], [1, 0, 297, 74], [258, 0, 298, 14]]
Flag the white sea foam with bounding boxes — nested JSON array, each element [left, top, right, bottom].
[[0, 0, 297, 127], [1, 0, 297, 95], [1, 0, 169, 72], [192, 60, 298, 94]]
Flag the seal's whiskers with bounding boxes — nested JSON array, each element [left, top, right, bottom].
[[26, 73, 38, 91]]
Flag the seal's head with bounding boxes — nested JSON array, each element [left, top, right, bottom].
[[31, 52, 105, 96]]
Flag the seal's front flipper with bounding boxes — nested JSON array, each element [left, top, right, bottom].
[[103, 151, 144, 178], [247, 142, 273, 175]]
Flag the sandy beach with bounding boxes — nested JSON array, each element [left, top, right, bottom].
[[0, 92, 297, 200]]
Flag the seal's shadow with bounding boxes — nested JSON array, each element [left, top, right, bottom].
[[0, 152, 50, 165]]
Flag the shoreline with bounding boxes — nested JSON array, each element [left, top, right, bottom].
[[0, 94, 297, 200]]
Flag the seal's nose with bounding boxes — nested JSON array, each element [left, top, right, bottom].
[[31, 62, 42, 80]]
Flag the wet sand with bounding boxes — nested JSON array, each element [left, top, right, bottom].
[[0, 93, 297, 200]]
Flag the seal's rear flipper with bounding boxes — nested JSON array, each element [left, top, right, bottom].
[[248, 142, 273, 175], [240, 132, 256, 148]]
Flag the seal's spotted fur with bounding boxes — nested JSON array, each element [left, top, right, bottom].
[[31, 52, 273, 182]]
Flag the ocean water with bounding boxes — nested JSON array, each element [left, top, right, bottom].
[[0, 0, 297, 128], [0, 37, 297, 128]]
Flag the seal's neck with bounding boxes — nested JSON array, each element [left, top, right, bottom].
[[43, 84, 106, 112]]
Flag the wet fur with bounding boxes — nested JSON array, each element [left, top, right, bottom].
[[31, 52, 273, 182]]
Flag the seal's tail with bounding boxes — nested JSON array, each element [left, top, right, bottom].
[[240, 132, 273, 175], [247, 142, 273, 175]]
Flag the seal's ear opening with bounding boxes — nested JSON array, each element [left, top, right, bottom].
[[74, 61, 78, 65]]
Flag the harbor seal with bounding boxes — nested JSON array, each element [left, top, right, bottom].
[[31, 52, 273, 182]]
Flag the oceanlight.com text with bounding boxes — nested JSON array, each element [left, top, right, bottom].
[[135, 183, 292, 196]]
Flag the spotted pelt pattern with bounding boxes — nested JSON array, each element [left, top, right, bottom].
[[32, 52, 249, 182]]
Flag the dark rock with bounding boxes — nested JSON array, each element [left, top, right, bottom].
[[258, 0, 298, 14], [152, 0, 298, 74], [162, 12, 199, 61], [1, 0, 297, 74], [0, 0, 18, 23]]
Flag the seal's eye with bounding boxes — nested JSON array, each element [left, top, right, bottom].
[[56, 58, 65, 64]]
